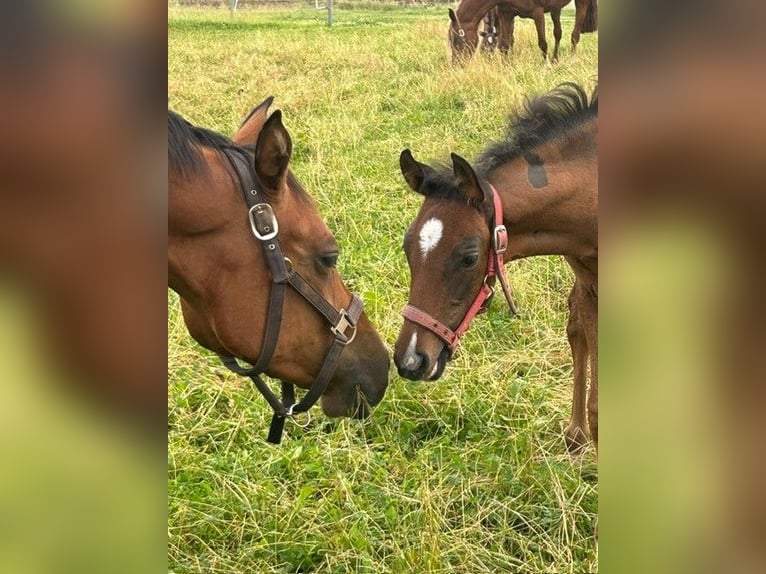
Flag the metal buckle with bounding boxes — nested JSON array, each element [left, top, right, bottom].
[[458, 29, 465, 38], [248, 203, 279, 241], [493, 225, 508, 254], [331, 309, 358, 346]]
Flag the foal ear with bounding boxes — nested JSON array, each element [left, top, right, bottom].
[[451, 153, 489, 206], [254, 109, 292, 190], [233, 95, 274, 146], [400, 149, 435, 195]]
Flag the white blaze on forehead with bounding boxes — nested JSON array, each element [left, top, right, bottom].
[[418, 217, 443, 259]]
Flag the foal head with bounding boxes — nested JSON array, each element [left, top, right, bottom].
[[168, 99, 389, 418], [394, 149, 498, 381], [479, 8, 499, 53]]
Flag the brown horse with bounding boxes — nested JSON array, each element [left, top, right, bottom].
[[449, 0, 598, 64], [393, 83, 598, 452], [168, 97, 389, 441]]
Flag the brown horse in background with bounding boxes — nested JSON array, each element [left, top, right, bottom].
[[449, 0, 598, 63], [393, 83, 598, 452], [168, 98, 389, 439]]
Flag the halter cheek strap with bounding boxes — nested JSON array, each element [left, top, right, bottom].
[[216, 147, 362, 444], [402, 184, 518, 356], [451, 10, 466, 38]]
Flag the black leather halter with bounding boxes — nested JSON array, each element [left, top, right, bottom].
[[217, 146, 362, 444]]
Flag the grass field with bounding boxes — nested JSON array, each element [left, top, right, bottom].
[[169, 4, 598, 573]]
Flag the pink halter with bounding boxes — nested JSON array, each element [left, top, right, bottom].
[[402, 185, 517, 356]]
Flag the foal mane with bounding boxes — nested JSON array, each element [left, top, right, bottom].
[[167, 109, 311, 205], [411, 83, 598, 210], [476, 82, 598, 175], [414, 162, 489, 210]]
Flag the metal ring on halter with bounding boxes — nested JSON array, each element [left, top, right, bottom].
[[493, 224, 508, 254], [286, 404, 312, 428]]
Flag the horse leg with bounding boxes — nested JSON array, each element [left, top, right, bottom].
[[571, 0, 585, 52], [551, 8, 562, 62], [582, 289, 598, 451], [499, 11, 514, 58], [532, 8, 548, 61], [565, 283, 589, 453]]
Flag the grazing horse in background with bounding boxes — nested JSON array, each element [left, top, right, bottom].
[[394, 83, 598, 452], [168, 97, 389, 442], [449, 0, 598, 64]]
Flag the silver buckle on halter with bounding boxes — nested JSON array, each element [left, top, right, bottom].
[[493, 225, 508, 254], [332, 309, 358, 346], [249, 203, 279, 241]]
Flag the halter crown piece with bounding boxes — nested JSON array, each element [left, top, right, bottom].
[[217, 147, 362, 444], [402, 184, 518, 356]]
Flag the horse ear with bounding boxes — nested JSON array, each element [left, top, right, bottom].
[[233, 95, 274, 146], [448, 8, 458, 26], [451, 153, 488, 206], [254, 109, 292, 190], [400, 149, 435, 195]]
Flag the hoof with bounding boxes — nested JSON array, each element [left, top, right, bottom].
[[565, 425, 589, 453]]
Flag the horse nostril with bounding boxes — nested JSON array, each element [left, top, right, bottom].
[[404, 352, 423, 372], [397, 352, 427, 379]]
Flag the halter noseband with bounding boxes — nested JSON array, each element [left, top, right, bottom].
[[217, 147, 362, 444], [402, 184, 518, 356]]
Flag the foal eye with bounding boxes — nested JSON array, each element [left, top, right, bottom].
[[461, 253, 479, 268], [319, 253, 339, 268]]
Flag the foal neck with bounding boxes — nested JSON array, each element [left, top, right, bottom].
[[486, 143, 598, 262]]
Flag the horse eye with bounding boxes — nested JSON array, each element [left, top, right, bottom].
[[461, 253, 479, 268], [319, 253, 339, 268]]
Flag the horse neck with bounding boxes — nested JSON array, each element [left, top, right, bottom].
[[458, 0, 500, 24], [486, 136, 598, 262]]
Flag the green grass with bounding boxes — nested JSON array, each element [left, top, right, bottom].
[[169, 5, 597, 573]]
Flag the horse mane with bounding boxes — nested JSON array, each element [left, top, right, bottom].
[[167, 109, 311, 205], [411, 162, 486, 211], [168, 110, 235, 179], [476, 82, 598, 176]]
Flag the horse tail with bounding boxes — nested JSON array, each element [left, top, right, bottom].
[[582, 0, 598, 33]]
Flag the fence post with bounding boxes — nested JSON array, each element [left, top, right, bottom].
[[229, 0, 238, 17], [327, 0, 333, 26]]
